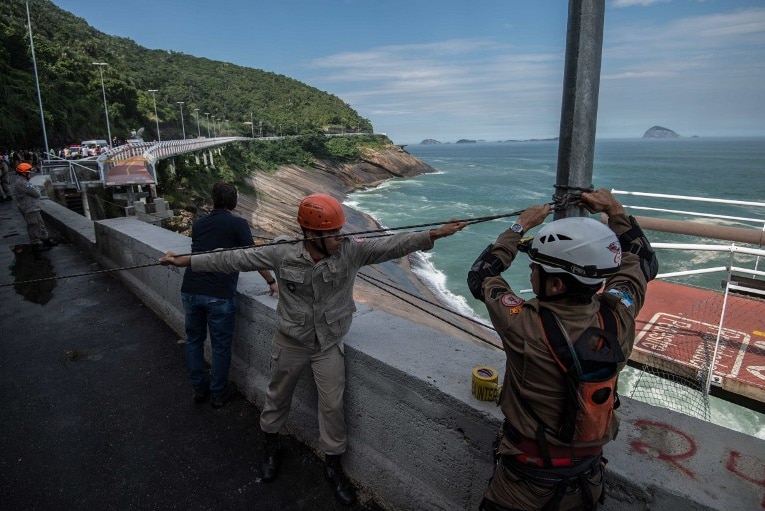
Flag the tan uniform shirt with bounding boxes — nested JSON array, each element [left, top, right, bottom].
[[192, 230, 434, 351], [481, 213, 648, 453]]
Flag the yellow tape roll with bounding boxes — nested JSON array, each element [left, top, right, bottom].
[[472, 366, 501, 401]]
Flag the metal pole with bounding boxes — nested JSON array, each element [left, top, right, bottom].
[[148, 89, 161, 142], [554, 0, 605, 219], [250, 112, 254, 137], [177, 101, 186, 139], [211, 116, 216, 137], [194, 108, 201, 138], [205, 112, 210, 137], [25, 1, 49, 156], [93, 62, 112, 147]]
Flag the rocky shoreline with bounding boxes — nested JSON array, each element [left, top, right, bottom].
[[236, 146, 495, 346]]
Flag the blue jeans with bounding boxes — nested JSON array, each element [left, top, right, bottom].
[[181, 292, 237, 397]]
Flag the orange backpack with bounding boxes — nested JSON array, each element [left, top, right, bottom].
[[538, 302, 624, 443]]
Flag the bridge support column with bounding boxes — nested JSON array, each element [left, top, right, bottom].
[[81, 190, 91, 220]]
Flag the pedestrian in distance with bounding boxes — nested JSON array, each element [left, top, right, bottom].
[[160, 192, 467, 506], [179, 182, 277, 408], [467, 188, 658, 511], [12, 162, 58, 250], [0, 157, 12, 201]]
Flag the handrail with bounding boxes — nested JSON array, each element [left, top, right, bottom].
[[614, 189, 765, 275], [611, 189, 765, 209], [623, 205, 762, 224]]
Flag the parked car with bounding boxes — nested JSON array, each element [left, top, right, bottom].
[[66, 145, 82, 159], [81, 139, 109, 156]]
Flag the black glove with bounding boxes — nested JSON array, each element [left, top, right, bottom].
[[467, 244, 504, 301], [619, 216, 659, 282]]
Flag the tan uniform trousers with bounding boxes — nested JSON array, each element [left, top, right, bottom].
[[21, 210, 49, 245], [483, 455, 603, 511], [260, 339, 347, 455]]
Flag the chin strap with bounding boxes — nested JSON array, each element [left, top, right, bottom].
[[303, 229, 331, 257]]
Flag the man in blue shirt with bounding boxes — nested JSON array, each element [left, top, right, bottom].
[[181, 182, 277, 408]]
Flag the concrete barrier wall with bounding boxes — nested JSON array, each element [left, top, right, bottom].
[[41, 199, 765, 511]]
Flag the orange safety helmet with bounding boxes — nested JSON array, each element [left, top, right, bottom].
[[16, 162, 33, 173], [297, 193, 345, 231]]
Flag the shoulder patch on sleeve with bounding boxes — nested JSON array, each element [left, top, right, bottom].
[[606, 287, 634, 309], [500, 292, 524, 308]]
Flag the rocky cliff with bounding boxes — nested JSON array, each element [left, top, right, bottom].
[[237, 146, 437, 239]]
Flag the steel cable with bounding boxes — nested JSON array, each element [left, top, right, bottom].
[[2, 205, 542, 288]]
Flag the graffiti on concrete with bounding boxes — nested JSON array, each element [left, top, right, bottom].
[[630, 419, 765, 508], [630, 420, 697, 478]]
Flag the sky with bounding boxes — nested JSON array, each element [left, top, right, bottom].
[[50, 0, 765, 145]]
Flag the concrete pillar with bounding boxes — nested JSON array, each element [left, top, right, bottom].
[[81, 190, 91, 220], [554, 0, 605, 219]]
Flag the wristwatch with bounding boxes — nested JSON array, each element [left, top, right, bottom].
[[510, 222, 525, 235]]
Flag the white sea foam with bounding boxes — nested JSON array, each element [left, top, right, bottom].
[[409, 251, 490, 325]]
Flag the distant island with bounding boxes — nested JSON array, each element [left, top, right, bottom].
[[421, 129, 697, 143], [643, 126, 680, 138], [419, 137, 558, 144]]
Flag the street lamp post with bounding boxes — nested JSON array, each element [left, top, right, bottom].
[[204, 112, 210, 138], [92, 62, 112, 146], [194, 108, 201, 138], [177, 101, 186, 139], [26, 1, 49, 156], [250, 112, 254, 138], [148, 89, 161, 142]]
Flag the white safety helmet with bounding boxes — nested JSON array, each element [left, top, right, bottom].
[[525, 216, 621, 286]]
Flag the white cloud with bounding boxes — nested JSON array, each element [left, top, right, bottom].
[[302, 7, 765, 141], [611, 0, 670, 7]]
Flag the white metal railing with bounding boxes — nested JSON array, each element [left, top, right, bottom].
[[613, 189, 765, 275], [611, 189, 765, 209], [615, 189, 765, 402]]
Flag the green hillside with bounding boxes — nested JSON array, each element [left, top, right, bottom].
[[1, 0, 372, 149]]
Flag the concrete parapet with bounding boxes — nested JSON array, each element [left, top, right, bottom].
[[41, 203, 765, 511]]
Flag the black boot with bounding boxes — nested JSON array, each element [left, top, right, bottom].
[[261, 433, 281, 482], [324, 454, 356, 506], [42, 238, 58, 247]]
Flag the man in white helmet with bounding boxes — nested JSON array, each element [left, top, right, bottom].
[[467, 188, 657, 511]]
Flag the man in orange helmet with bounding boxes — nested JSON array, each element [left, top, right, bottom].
[[12, 162, 58, 250], [160, 193, 466, 506]]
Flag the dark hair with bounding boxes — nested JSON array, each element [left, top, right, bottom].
[[212, 182, 238, 210], [537, 266, 600, 303]]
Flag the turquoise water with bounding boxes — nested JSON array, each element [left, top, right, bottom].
[[347, 137, 765, 438]]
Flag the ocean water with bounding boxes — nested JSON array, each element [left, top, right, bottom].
[[347, 137, 765, 438]]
